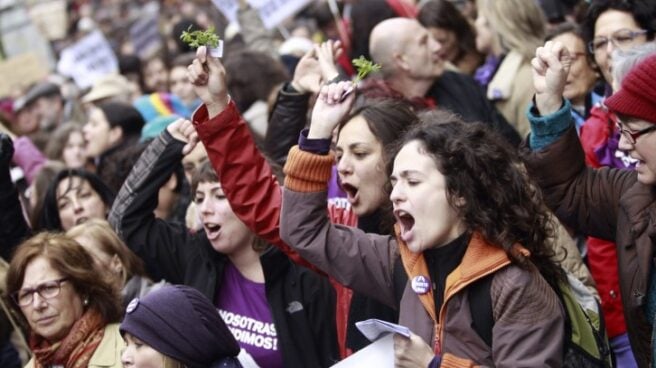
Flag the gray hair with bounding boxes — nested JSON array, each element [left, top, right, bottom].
[[612, 43, 656, 85]]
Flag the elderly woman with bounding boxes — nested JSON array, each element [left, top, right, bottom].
[[5, 232, 123, 367], [525, 41, 656, 367]]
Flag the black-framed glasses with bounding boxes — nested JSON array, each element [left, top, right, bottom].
[[12, 278, 69, 307], [588, 29, 648, 54], [611, 112, 656, 144]]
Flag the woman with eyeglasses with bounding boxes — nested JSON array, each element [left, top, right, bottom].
[[525, 41, 656, 367], [5, 232, 123, 368], [573, 2, 656, 366], [579, 0, 655, 169], [581, 0, 654, 95]]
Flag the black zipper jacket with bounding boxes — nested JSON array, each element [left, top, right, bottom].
[[108, 131, 339, 367]]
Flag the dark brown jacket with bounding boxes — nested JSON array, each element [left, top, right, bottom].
[[525, 127, 655, 366]]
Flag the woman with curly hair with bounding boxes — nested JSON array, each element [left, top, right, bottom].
[[280, 81, 565, 367]]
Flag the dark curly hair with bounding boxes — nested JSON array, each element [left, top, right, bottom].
[[388, 110, 563, 284]]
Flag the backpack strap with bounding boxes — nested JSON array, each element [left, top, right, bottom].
[[468, 275, 494, 347], [556, 280, 612, 366]]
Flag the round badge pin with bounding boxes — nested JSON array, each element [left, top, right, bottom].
[[126, 298, 139, 314], [411, 275, 430, 294]]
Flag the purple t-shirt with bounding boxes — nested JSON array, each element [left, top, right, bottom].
[[215, 263, 284, 368]]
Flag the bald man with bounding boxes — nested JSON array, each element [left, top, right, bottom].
[[369, 18, 520, 145]]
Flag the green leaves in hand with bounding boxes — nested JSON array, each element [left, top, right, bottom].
[[352, 56, 381, 83], [180, 26, 221, 48]]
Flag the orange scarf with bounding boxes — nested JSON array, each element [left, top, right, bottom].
[[30, 308, 106, 368]]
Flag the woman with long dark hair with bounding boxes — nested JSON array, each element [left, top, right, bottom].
[[280, 81, 565, 366]]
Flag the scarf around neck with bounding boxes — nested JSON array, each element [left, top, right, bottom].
[[30, 308, 106, 368]]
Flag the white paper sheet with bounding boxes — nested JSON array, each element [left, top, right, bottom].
[[355, 318, 411, 342], [330, 334, 395, 368]]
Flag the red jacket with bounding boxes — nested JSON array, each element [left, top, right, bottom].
[[579, 106, 628, 338], [192, 102, 356, 357]]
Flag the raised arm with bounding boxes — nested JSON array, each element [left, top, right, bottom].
[[524, 41, 636, 240], [265, 40, 344, 166], [108, 119, 198, 283], [187, 46, 319, 268], [280, 83, 399, 306]]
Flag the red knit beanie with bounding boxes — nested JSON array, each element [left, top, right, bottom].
[[605, 53, 656, 124]]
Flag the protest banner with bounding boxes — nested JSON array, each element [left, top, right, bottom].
[[250, 0, 312, 29], [0, 53, 49, 98], [212, 0, 312, 29], [0, 1, 56, 69], [57, 30, 118, 89], [211, 0, 239, 25]]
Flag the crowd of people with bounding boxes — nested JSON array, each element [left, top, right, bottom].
[[0, 0, 655, 366]]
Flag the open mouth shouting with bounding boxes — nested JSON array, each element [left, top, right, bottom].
[[204, 222, 222, 240], [341, 182, 359, 206], [394, 209, 415, 243]]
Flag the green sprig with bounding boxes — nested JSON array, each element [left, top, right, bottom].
[[180, 26, 220, 48], [352, 56, 381, 83]]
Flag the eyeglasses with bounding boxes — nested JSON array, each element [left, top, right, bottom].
[[13, 278, 69, 307], [588, 29, 648, 54], [569, 51, 587, 60], [611, 114, 656, 145]]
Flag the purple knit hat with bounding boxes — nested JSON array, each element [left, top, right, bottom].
[[120, 285, 241, 368], [605, 54, 656, 124]]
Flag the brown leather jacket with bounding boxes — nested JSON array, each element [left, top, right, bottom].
[[525, 127, 655, 366]]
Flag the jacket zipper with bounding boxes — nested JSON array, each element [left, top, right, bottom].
[[435, 259, 510, 352]]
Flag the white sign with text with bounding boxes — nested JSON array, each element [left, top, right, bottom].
[[211, 0, 312, 29], [57, 30, 118, 89]]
